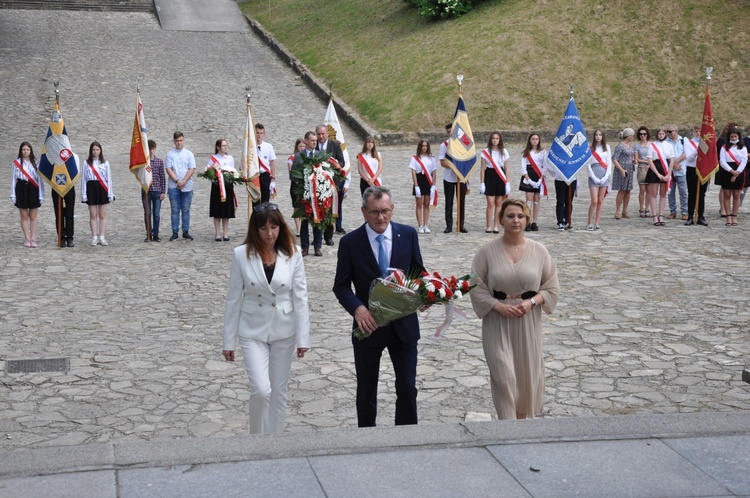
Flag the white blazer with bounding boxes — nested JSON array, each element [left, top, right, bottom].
[[223, 245, 310, 350]]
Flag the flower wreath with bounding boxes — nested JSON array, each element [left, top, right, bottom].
[[291, 152, 346, 230]]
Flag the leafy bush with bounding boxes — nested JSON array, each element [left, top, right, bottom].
[[404, 0, 475, 19]]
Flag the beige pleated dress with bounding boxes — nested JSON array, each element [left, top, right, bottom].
[[470, 238, 559, 419]]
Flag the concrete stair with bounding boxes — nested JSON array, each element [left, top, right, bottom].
[[0, 0, 153, 12]]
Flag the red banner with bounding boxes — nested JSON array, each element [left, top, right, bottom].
[[696, 83, 719, 184]]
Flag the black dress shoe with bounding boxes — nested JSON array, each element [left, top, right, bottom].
[[301, 249, 309, 257], [459, 228, 468, 233], [684, 219, 695, 226], [153, 236, 161, 242], [335, 227, 347, 234], [325, 238, 335, 246], [66, 239, 74, 247], [443, 228, 452, 233], [144, 237, 150, 242], [697, 218, 709, 226], [314, 248, 323, 256]]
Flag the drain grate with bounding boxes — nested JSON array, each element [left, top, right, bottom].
[[5, 357, 70, 374]]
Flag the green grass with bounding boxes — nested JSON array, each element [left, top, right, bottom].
[[240, 0, 750, 133]]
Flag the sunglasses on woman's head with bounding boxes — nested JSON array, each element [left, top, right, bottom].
[[253, 203, 279, 213]]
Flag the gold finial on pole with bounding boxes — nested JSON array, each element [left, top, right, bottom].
[[54, 81, 60, 103], [246, 85, 251, 104], [569, 84, 574, 100], [705, 67, 713, 83], [456, 74, 463, 96]]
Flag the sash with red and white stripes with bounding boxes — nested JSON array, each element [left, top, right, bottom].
[[481, 149, 507, 183], [526, 153, 548, 197], [13, 159, 39, 189], [357, 153, 381, 186], [651, 142, 673, 191], [413, 155, 438, 207], [308, 165, 339, 223], [88, 162, 109, 193], [724, 146, 745, 188], [724, 146, 741, 166], [591, 148, 610, 197], [209, 155, 227, 202], [257, 146, 272, 175]]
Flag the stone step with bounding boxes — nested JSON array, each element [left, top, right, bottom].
[[0, 0, 153, 12]]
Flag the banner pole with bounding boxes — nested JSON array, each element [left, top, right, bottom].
[[57, 195, 63, 248]]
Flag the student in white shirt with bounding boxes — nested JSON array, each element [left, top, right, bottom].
[[81, 141, 114, 246]]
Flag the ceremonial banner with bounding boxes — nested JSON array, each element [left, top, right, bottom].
[[444, 96, 477, 182], [38, 100, 79, 197], [129, 90, 152, 191], [696, 83, 719, 184], [323, 96, 350, 172], [241, 101, 261, 203], [547, 98, 591, 185]]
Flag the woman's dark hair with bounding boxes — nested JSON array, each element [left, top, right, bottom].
[[17, 141, 36, 167], [243, 205, 296, 260], [214, 138, 227, 154], [592, 129, 608, 149], [728, 127, 745, 149], [87, 141, 105, 165], [522, 133, 541, 157], [637, 126, 651, 141], [486, 131, 505, 154], [416, 139, 431, 156], [361, 136, 379, 158]]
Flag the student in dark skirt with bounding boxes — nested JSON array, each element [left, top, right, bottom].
[[10, 141, 44, 248], [645, 128, 673, 226], [479, 131, 510, 233], [718, 127, 748, 226], [287, 138, 306, 236], [81, 141, 114, 246], [409, 140, 437, 233], [519, 133, 547, 231], [205, 138, 237, 241]]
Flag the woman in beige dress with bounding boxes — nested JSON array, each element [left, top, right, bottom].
[[470, 198, 559, 420]]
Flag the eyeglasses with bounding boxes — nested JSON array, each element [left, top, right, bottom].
[[366, 208, 393, 218], [253, 203, 279, 213], [638, 133, 647, 136], [667, 130, 678, 133]]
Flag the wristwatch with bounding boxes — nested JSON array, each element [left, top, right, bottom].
[[529, 297, 537, 309]]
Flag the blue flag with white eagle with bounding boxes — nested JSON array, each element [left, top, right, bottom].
[[445, 95, 477, 182], [547, 98, 591, 185]]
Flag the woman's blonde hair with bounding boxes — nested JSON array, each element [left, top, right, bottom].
[[499, 198, 531, 225]]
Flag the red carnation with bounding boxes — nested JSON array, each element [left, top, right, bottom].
[[444, 288, 453, 298], [461, 281, 470, 291], [426, 291, 436, 303]]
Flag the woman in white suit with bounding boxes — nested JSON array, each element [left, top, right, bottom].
[[223, 203, 310, 434]]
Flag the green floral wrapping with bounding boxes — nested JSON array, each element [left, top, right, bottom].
[[352, 278, 423, 340]]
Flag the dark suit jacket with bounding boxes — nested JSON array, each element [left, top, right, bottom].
[[318, 139, 345, 170], [289, 149, 323, 181], [333, 221, 424, 345]]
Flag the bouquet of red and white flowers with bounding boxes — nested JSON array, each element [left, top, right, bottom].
[[353, 269, 476, 340]]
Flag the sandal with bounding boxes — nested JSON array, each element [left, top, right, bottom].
[[639, 210, 645, 218], [730, 215, 738, 226], [658, 215, 665, 226], [653, 216, 660, 226]]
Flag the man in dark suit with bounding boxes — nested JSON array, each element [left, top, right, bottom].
[[316, 125, 348, 245], [290, 131, 323, 256], [333, 186, 425, 427]]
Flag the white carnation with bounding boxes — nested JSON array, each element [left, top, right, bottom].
[[454, 290, 463, 299], [438, 288, 446, 298]]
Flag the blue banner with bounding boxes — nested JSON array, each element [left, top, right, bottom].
[[547, 98, 590, 185], [445, 96, 477, 182]]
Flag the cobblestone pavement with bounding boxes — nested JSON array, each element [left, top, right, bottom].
[[0, 10, 749, 450]]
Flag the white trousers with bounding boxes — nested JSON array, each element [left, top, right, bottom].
[[239, 335, 296, 434]]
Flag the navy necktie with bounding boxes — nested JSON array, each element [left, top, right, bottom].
[[376, 234, 388, 277]]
